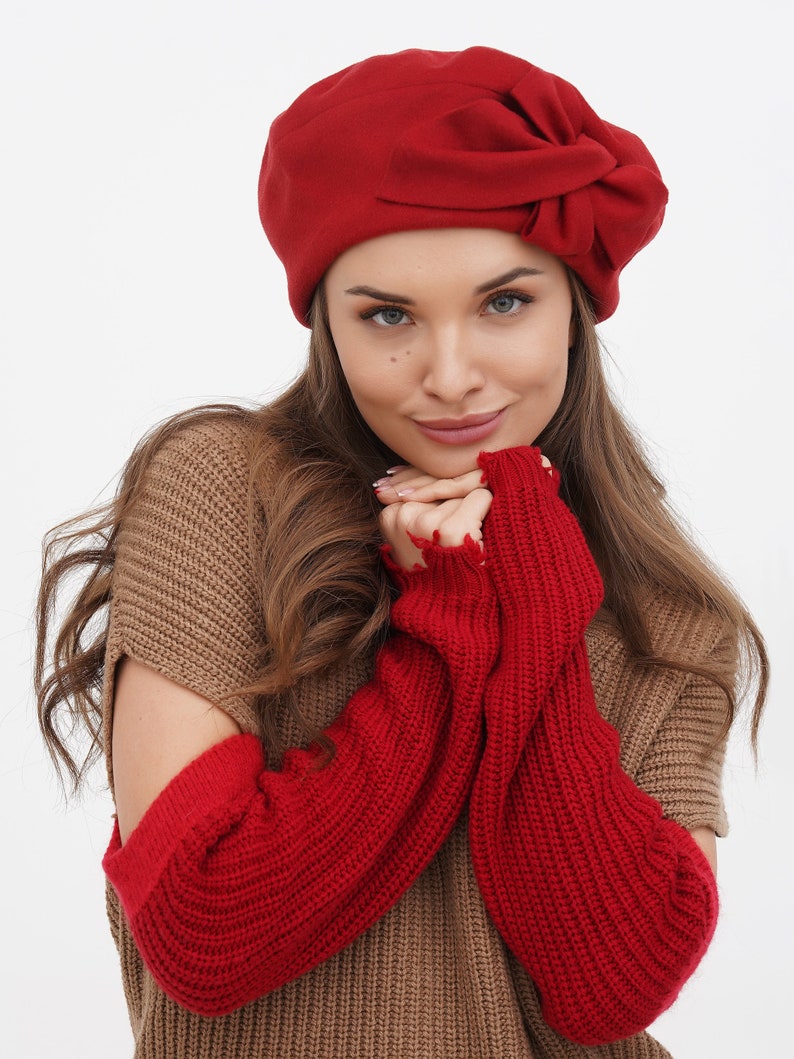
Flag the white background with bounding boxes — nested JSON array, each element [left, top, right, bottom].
[[2, 2, 792, 1056]]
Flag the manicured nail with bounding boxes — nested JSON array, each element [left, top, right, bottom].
[[396, 488, 415, 497], [386, 465, 408, 475], [373, 477, 392, 488]]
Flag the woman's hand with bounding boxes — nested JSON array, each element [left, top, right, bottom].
[[374, 455, 553, 570], [374, 465, 493, 570]]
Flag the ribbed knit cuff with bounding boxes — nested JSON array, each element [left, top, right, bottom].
[[479, 447, 603, 633], [381, 533, 486, 593], [103, 733, 264, 917], [381, 535, 498, 665], [478, 445, 560, 498]]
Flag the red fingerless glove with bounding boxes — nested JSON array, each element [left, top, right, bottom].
[[104, 537, 498, 1016], [469, 447, 718, 1045]]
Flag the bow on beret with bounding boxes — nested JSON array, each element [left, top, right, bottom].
[[259, 47, 667, 323]]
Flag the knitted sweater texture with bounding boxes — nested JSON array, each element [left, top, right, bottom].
[[101, 414, 731, 1059]]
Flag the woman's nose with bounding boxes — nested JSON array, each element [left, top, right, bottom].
[[421, 329, 486, 403]]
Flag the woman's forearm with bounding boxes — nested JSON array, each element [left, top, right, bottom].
[[469, 447, 718, 1045], [104, 539, 498, 1016]]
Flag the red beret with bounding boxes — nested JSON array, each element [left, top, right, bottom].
[[258, 46, 668, 323]]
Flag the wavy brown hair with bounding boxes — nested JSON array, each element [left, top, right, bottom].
[[35, 274, 768, 792]]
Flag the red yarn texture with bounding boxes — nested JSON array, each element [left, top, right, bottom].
[[103, 540, 499, 1016], [103, 446, 718, 1040], [469, 447, 718, 1045]]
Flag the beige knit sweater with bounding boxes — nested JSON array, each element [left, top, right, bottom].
[[102, 414, 730, 1058]]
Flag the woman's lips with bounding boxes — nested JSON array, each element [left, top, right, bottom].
[[413, 409, 505, 445]]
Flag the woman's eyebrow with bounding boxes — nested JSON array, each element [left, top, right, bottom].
[[344, 285, 415, 304], [344, 266, 544, 304], [474, 267, 544, 294]]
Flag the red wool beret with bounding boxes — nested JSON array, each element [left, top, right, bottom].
[[258, 46, 668, 324]]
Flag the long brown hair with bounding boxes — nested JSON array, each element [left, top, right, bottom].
[[35, 274, 768, 792]]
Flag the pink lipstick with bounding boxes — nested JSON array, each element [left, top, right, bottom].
[[413, 409, 505, 445]]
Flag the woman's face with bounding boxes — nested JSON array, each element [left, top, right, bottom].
[[325, 228, 573, 478]]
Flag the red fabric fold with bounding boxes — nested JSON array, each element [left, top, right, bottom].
[[259, 46, 668, 322]]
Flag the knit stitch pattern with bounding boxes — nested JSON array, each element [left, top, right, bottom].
[[104, 538, 498, 1014], [469, 447, 719, 1045], [101, 413, 732, 1058]]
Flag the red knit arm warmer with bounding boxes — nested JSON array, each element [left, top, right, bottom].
[[103, 539, 498, 1017], [469, 447, 719, 1046]]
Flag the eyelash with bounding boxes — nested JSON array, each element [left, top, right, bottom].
[[483, 290, 534, 317], [359, 289, 534, 327], [360, 304, 411, 327]]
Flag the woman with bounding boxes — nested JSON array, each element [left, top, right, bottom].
[[36, 46, 767, 1058]]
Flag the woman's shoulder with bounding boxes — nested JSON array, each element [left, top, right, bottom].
[[107, 405, 274, 742], [118, 402, 290, 535], [587, 592, 734, 673], [586, 592, 735, 810], [128, 404, 260, 496], [111, 404, 271, 633]]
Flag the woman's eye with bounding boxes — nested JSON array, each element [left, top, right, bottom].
[[362, 306, 410, 327], [485, 292, 531, 316]]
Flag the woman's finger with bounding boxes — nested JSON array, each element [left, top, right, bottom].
[[431, 488, 493, 547], [375, 468, 485, 505], [373, 466, 435, 504], [379, 488, 493, 568], [399, 469, 486, 502]]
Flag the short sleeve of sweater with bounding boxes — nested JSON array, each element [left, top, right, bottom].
[[632, 623, 734, 838], [589, 600, 733, 840], [102, 415, 265, 780]]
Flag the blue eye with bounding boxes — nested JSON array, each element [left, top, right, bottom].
[[485, 291, 532, 316], [361, 306, 410, 327]]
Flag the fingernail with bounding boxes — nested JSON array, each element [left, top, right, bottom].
[[373, 477, 392, 488], [386, 465, 408, 475], [396, 488, 415, 497]]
